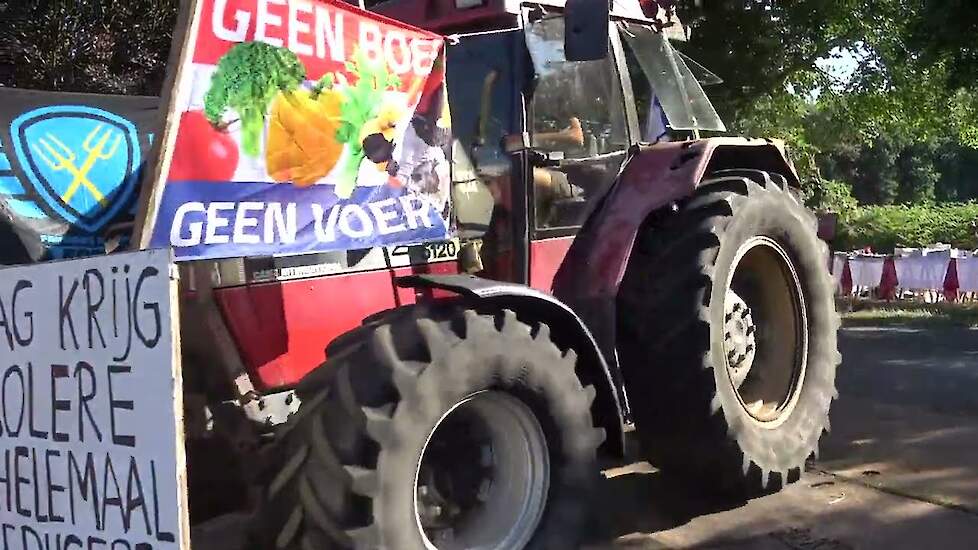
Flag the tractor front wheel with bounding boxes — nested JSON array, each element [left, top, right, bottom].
[[250, 304, 604, 549], [618, 170, 840, 494]]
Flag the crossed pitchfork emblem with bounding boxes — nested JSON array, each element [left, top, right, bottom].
[[33, 123, 123, 206]]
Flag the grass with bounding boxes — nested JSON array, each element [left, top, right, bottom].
[[841, 299, 978, 328]]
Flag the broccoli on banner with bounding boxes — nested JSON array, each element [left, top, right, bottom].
[[204, 42, 306, 157]]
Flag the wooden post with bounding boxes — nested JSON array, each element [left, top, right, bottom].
[[131, 0, 204, 250]]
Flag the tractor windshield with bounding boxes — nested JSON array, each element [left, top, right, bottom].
[[619, 21, 726, 134]]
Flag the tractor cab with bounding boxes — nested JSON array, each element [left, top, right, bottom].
[[375, 0, 725, 288]]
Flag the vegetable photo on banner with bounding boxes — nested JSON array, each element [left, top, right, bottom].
[[204, 41, 306, 158], [331, 48, 404, 199], [200, 42, 413, 198], [265, 74, 345, 187]]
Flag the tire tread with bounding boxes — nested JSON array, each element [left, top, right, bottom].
[[250, 304, 602, 549], [617, 171, 839, 494]]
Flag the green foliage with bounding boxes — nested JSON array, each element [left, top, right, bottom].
[[896, 141, 940, 204], [676, 1, 871, 124], [809, 179, 858, 214], [908, 0, 978, 89], [844, 302, 978, 329], [836, 203, 978, 252], [204, 42, 306, 158], [679, 1, 978, 212], [936, 145, 978, 202], [734, 91, 821, 184], [853, 136, 901, 205], [0, 0, 178, 95]]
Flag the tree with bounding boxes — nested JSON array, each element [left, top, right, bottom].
[[852, 136, 901, 205], [908, 1, 978, 89], [676, 1, 876, 125], [818, 142, 861, 190], [896, 140, 940, 204], [0, 1, 178, 95], [935, 145, 978, 202]]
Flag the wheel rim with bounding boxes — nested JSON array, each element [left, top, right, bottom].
[[723, 236, 808, 428], [414, 391, 550, 550]]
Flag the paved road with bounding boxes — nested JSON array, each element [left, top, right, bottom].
[[193, 326, 978, 549], [583, 326, 978, 549]]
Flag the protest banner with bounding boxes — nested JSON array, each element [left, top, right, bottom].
[[139, 0, 452, 261], [0, 90, 159, 263], [0, 248, 188, 550]]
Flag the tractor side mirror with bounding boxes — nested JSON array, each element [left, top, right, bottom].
[[564, 0, 610, 61]]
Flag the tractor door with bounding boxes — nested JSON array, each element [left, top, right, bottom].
[[522, 10, 637, 292], [446, 30, 530, 283]]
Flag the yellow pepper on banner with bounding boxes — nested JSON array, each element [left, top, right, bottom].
[[266, 88, 345, 187]]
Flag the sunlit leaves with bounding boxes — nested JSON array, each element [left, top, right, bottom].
[[0, 0, 179, 95]]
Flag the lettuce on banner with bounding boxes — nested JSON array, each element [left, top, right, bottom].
[[149, 0, 451, 261]]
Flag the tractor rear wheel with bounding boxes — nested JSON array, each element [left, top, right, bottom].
[[250, 304, 604, 549], [617, 170, 839, 494]]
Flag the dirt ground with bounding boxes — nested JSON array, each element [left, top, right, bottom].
[[192, 326, 978, 549], [583, 326, 978, 549]]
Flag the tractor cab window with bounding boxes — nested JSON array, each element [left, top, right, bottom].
[[446, 32, 525, 280], [622, 37, 666, 143], [619, 22, 726, 139], [524, 14, 628, 231]]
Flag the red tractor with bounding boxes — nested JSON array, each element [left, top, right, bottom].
[[177, 0, 838, 547]]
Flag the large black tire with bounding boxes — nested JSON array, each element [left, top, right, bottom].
[[617, 169, 840, 493], [250, 304, 604, 549]]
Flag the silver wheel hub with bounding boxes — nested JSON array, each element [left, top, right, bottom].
[[414, 391, 550, 550], [724, 289, 757, 389]]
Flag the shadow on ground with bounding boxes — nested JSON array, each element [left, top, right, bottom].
[[577, 327, 978, 548], [585, 462, 750, 544], [586, 463, 978, 549]]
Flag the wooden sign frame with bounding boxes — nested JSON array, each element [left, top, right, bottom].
[[131, 0, 204, 250]]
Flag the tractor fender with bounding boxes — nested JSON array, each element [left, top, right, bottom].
[[553, 137, 799, 302], [397, 273, 627, 457]]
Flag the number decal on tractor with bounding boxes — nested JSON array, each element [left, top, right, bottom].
[[425, 240, 458, 260]]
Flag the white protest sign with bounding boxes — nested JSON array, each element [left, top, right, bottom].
[[0, 248, 188, 550]]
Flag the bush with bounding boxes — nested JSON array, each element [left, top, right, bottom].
[[836, 202, 978, 252], [808, 178, 859, 214]]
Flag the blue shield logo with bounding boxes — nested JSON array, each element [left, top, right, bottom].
[[10, 106, 140, 232]]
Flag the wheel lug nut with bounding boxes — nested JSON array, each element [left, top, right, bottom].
[[418, 486, 429, 497]]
